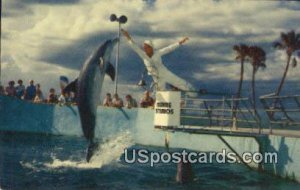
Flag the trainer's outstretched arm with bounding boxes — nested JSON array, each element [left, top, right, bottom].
[[121, 29, 148, 60], [158, 37, 189, 56]]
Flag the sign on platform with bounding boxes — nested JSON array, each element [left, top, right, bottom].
[[154, 91, 181, 128]]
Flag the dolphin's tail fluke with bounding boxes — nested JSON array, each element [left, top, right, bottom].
[[86, 141, 99, 162]]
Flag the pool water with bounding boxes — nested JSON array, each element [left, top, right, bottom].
[[0, 131, 299, 190]]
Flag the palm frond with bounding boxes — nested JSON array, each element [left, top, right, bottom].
[[281, 32, 289, 47], [288, 30, 296, 46], [233, 45, 240, 52]]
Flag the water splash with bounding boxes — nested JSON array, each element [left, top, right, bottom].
[[21, 131, 133, 170]]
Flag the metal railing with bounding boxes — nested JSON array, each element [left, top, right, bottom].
[[180, 96, 261, 132], [260, 94, 300, 127]]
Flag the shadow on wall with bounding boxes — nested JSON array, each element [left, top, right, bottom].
[[262, 136, 294, 180]]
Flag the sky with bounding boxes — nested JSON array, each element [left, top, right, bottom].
[[1, 0, 300, 98]]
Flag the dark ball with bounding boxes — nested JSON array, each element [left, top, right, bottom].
[[110, 14, 117, 22], [119, 15, 127, 24]]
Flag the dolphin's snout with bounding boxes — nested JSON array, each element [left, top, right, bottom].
[[86, 142, 99, 162]]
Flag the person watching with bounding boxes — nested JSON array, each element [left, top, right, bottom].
[[47, 88, 58, 104], [15, 79, 25, 99], [112, 93, 124, 108], [24, 80, 36, 100], [125, 94, 138, 109], [5, 81, 16, 97], [140, 90, 155, 108], [36, 83, 44, 100], [103, 93, 113, 107], [34, 90, 44, 103]]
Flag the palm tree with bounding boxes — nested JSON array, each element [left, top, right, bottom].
[[233, 44, 250, 99], [273, 30, 300, 96], [232, 44, 250, 128], [248, 46, 266, 112]]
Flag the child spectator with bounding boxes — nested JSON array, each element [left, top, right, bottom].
[[112, 93, 123, 108], [24, 80, 36, 100], [47, 88, 58, 103], [58, 90, 72, 105], [103, 93, 113, 106], [64, 92, 73, 104], [15, 79, 25, 99], [5, 81, 16, 97], [140, 90, 155, 108], [125, 94, 138, 108]]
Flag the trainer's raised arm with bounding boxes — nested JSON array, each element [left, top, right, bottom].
[[179, 37, 189, 45], [121, 29, 132, 41], [121, 29, 151, 61]]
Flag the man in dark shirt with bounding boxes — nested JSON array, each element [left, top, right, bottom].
[[24, 80, 36, 100], [15, 79, 25, 99]]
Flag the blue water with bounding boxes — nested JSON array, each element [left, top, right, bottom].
[[0, 132, 299, 190]]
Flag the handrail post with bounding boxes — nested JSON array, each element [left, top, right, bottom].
[[222, 96, 225, 130], [232, 96, 237, 130]]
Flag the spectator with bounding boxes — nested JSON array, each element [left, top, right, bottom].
[[103, 93, 113, 107], [125, 94, 138, 108], [112, 93, 123, 108], [47, 88, 58, 103], [58, 93, 66, 104], [64, 92, 73, 104], [58, 90, 72, 105], [36, 83, 44, 100], [0, 85, 5, 95], [15, 79, 25, 99], [34, 90, 44, 103], [24, 80, 36, 100], [140, 90, 155, 108], [69, 92, 76, 103], [5, 81, 16, 97]]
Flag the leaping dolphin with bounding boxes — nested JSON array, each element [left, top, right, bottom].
[[64, 38, 118, 162]]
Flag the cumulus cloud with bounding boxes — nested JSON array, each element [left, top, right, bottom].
[[1, 0, 300, 98]]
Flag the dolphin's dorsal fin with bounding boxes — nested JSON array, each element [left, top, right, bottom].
[[64, 78, 78, 93], [106, 62, 115, 81]]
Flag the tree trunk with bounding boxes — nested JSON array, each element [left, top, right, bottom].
[[252, 66, 256, 112], [237, 59, 244, 98], [270, 55, 291, 119], [233, 59, 244, 128], [275, 55, 291, 96]]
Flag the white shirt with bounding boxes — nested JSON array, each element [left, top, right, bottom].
[[127, 39, 196, 93]]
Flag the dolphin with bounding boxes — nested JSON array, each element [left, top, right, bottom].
[[64, 38, 118, 162]]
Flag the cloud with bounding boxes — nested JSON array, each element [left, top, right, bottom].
[[1, 0, 300, 98]]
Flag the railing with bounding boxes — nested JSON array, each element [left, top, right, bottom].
[[260, 94, 300, 128], [180, 96, 261, 132]]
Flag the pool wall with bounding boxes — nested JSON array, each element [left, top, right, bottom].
[[1, 95, 300, 182]]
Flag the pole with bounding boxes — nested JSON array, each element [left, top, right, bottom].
[[114, 22, 120, 95], [0, 0, 2, 86]]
